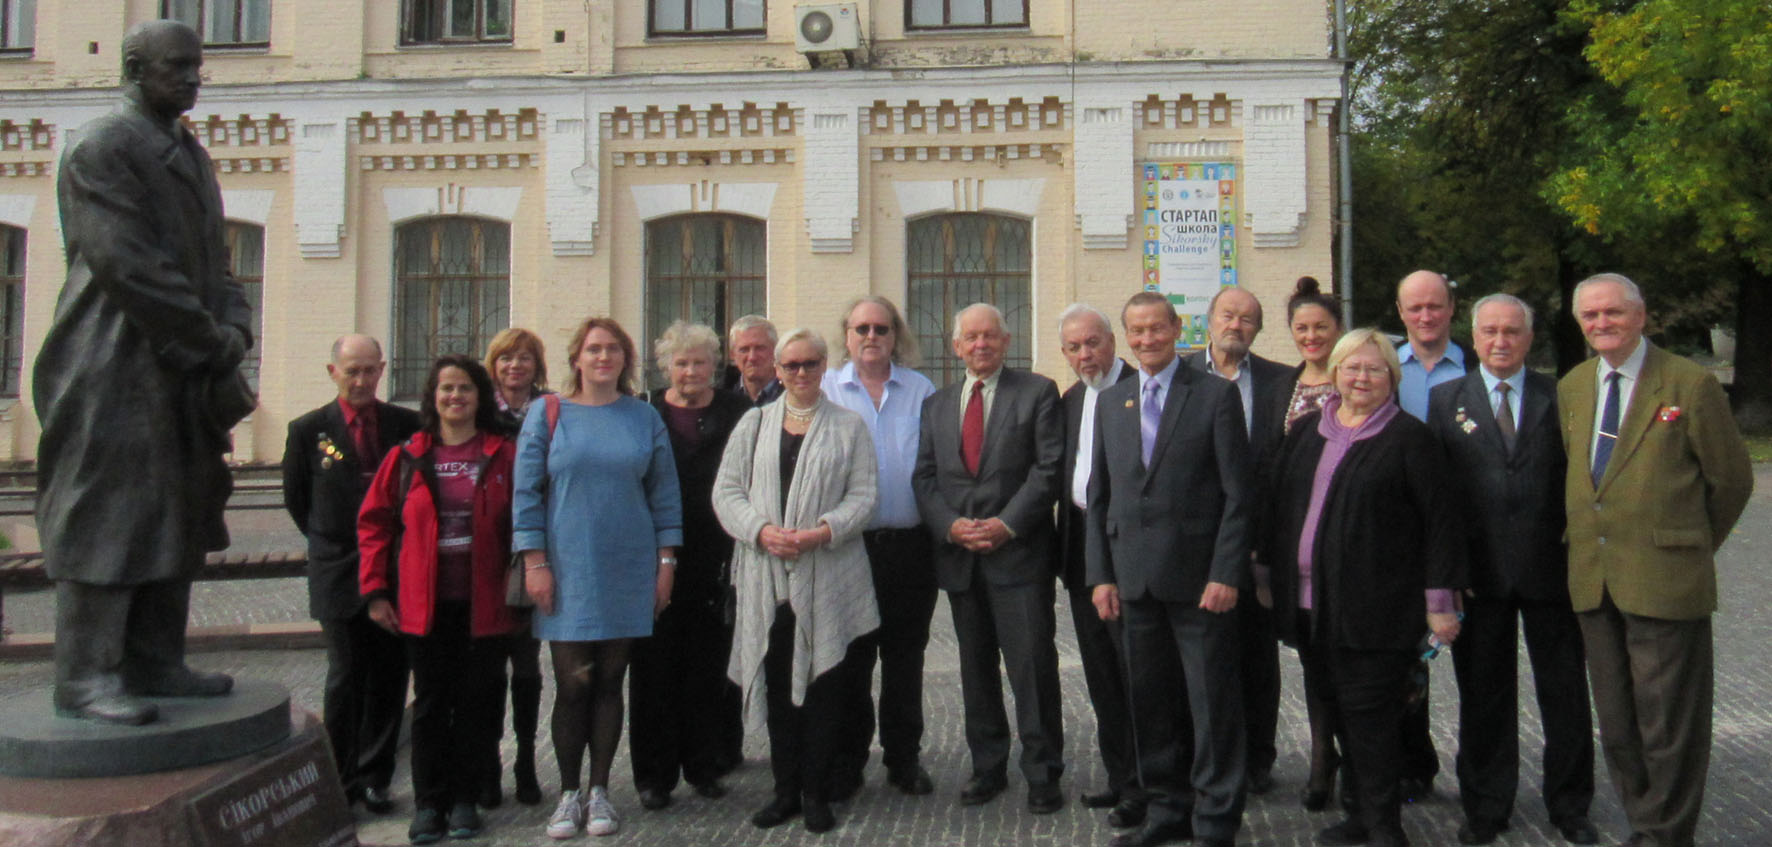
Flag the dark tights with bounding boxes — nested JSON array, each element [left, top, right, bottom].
[[550, 639, 632, 791]]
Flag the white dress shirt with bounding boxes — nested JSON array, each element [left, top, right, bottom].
[[1070, 358, 1124, 510], [1591, 338, 1648, 467]]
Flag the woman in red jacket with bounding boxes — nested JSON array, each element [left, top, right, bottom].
[[360, 355, 517, 845]]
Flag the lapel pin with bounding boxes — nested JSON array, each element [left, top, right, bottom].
[[1124, 399, 1135, 408], [1658, 405, 1682, 423]]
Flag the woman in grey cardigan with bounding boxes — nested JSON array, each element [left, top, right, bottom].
[[713, 328, 879, 835]]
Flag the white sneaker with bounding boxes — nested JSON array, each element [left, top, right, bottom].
[[546, 789, 586, 839], [585, 786, 620, 836]]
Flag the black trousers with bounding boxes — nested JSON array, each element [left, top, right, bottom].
[[1452, 592, 1594, 826], [948, 574, 1065, 785], [1234, 592, 1281, 778], [406, 603, 506, 812], [319, 607, 410, 795], [1301, 630, 1414, 841], [1068, 585, 1136, 794], [1121, 594, 1245, 842], [629, 589, 734, 792], [837, 527, 939, 777], [763, 603, 857, 801]]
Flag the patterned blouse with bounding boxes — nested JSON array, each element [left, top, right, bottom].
[[1284, 380, 1338, 434]]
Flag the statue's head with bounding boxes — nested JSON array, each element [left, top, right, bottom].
[[121, 20, 203, 122]]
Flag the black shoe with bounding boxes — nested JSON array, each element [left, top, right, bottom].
[[1399, 776, 1432, 803], [1247, 768, 1275, 795], [803, 797, 836, 833], [1027, 782, 1064, 814], [959, 773, 1007, 806], [1082, 788, 1120, 808], [445, 802, 481, 839], [1318, 818, 1371, 845], [1554, 816, 1600, 845], [1457, 818, 1508, 845], [125, 667, 233, 697], [691, 779, 728, 799], [639, 788, 671, 810], [1110, 819, 1193, 847], [887, 765, 935, 796], [1108, 796, 1148, 829], [362, 785, 396, 815], [408, 807, 446, 845], [477, 780, 502, 810], [750, 794, 801, 828]]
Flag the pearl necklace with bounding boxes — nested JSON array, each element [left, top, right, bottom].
[[783, 398, 818, 422]]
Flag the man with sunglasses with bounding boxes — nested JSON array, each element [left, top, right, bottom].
[[822, 296, 940, 800]]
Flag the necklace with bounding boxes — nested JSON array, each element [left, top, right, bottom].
[[783, 398, 818, 422]]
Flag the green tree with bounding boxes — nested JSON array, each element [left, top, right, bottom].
[[1552, 0, 1772, 424]]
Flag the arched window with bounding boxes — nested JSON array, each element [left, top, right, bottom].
[[905, 213, 1033, 387], [644, 213, 765, 385], [225, 222, 264, 391], [0, 224, 22, 398], [393, 217, 510, 399]]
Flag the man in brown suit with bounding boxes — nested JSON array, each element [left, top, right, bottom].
[[1558, 273, 1753, 847]]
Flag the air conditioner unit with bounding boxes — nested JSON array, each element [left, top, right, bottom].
[[795, 3, 860, 53]]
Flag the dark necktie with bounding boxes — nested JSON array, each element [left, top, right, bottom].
[[1494, 382, 1517, 453], [1591, 372, 1620, 488], [962, 380, 985, 476], [353, 410, 378, 473]]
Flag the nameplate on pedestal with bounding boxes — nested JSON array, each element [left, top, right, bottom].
[[185, 728, 356, 847]]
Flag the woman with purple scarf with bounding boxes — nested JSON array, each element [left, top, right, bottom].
[[1259, 328, 1465, 847]]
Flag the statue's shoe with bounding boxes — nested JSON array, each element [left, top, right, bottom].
[[127, 667, 235, 698], [55, 693, 158, 725]]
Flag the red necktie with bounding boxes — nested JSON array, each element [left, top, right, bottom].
[[962, 380, 985, 476], [353, 410, 378, 468]]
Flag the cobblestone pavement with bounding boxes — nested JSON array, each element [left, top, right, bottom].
[[3, 467, 1768, 846]]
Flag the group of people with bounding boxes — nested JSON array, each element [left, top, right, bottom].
[[280, 270, 1751, 847]]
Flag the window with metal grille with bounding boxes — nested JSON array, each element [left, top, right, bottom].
[[905, 213, 1033, 387], [650, 0, 765, 36], [225, 222, 264, 392], [401, 0, 512, 44], [162, 0, 270, 46], [906, 0, 1026, 30], [393, 217, 510, 399], [644, 214, 766, 387], [0, 225, 22, 398]]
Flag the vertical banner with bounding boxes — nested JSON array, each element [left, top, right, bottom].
[[1141, 162, 1239, 349]]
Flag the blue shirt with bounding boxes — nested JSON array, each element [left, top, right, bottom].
[[1397, 341, 1468, 421], [822, 361, 935, 529], [1479, 365, 1526, 430]]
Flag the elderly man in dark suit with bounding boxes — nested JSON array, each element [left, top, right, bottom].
[[1186, 286, 1293, 796], [34, 20, 254, 726], [912, 302, 1066, 814], [1055, 303, 1140, 823], [1559, 273, 1752, 847], [283, 334, 422, 813], [1427, 295, 1597, 845], [1087, 292, 1252, 847]]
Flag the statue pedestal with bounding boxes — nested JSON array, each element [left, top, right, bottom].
[[0, 700, 356, 847]]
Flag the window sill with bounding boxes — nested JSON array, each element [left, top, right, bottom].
[[396, 40, 516, 50], [644, 31, 767, 42], [202, 42, 271, 53], [901, 26, 1031, 36]]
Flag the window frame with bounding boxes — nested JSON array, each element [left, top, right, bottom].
[[161, 0, 271, 48], [905, 212, 1035, 388], [642, 213, 767, 388], [400, 0, 514, 46], [0, 225, 23, 399], [1, 0, 36, 53], [904, 0, 1029, 32], [647, 0, 767, 38], [391, 216, 512, 400], [224, 222, 264, 392]]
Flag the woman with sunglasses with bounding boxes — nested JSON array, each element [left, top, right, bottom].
[[714, 328, 879, 834]]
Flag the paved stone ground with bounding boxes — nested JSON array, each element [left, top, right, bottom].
[[2, 467, 1768, 846]]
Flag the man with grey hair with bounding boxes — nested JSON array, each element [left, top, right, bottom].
[[913, 303, 1066, 814], [1558, 273, 1751, 847], [34, 19, 254, 726], [1055, 303, 1141, 822], [1427, 294, 1596, 845], [722, 314, 783, 406]]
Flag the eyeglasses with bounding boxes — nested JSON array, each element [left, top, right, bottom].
[[850, 323, 891, 337], [779, 359, 824, 374], [1340, 364, 1392, 379]]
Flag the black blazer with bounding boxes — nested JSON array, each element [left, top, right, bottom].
[[1265, 408, 1465, 650], [283, 399, 423, 621], [1426, 370, 1569, 601], [913, 367, 1064, 592], [1057, 359, 1136, 592], [1084, 359, 1253, 602], [649, 388, 752, 598], [1186, 349, 1296, 504]]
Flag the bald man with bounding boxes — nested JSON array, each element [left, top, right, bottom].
[[283, 334, 423, 813]]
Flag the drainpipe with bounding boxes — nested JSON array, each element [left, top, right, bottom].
[[1335, 0, 1354, 326]]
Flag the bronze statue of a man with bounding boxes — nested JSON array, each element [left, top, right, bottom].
[[33, 20, 255, 725]]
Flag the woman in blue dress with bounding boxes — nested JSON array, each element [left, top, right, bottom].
[[514, 317, 683, 840]]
